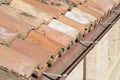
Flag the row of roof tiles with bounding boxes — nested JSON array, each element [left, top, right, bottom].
[[0, 0, 119, 79]]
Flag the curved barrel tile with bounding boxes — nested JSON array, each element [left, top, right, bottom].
[[0, 5, 44, 29], [23, 0, 62, 18], [37, 25, 73, 50], [58, 15, 88, 35], [0, 12, 33, 39], [0, 44, 40, 78], [77, 4, 102, 20], [0, 26, 18, 45], [48, 19, 80, 42], [10, 0, 53, 24], [26, 31, 64, 58], [10, 38, 52, 67], [72, 7, 97, 23]]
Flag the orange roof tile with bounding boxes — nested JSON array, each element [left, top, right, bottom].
[[58, 15, 88, 35], [23, 0, 63, 18], [0, 5, 44, 29], [37, 24, 73, 50], [26, 30, 64, 57], [0, 44, 40, 78], [77, 4, 102, 20], [87, 0, 114, 14], [48, 19, 80, 42], [0, 26, 18, 45], [10, 38, 52, 67], [0, 12, 33, 39], [10, 0, 53, 24], [0, 0, 119, 79]]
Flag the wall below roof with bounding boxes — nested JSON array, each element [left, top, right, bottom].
[[65, 19, 120, 80], [65, 60, 84, 80]]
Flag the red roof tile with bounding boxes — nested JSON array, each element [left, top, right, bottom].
[[0, 11, 33, 39], [23, 0, 63, 18], [10, 0, 53, 24], [87, 0, 114, 14], [77, 4, 102, 20], [0, 44, 40, 78], [0, 26, 18, 45], [37, 24, 73, 50], [0, 0, 119, 79], [10, 38, 52, 67], [26, 30, 64, 57], [111, 0, 120, 6], [37, 0, 70, 13], [48, 19, 80, 42], [58, 15, 88, 35], [0, 5, 44, 29]]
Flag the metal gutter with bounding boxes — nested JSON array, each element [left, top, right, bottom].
[[33, 4, 120, 80]]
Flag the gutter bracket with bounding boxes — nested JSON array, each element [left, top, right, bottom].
[[43, 72, 68, 77]]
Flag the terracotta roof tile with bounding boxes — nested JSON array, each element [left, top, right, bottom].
[[0, 11, 33, 39], [0, 26, 18, 45], [111, 0, 120, 6], [87, 0, 114, 14], [0, 0, 12, 4], [5, 0, 12, 3], [0, 0, 119, 79], [54, 0, 76, 8], [10, 38, 53, 67], [37, 24, 73, 50], [65, 11, 95, 31], [26, 30, 64, 57], [37, 0, 70, 13], [0, 68, 27, 80], [79, 0, 87, 4], [23, 0, 63, 18], [48, 19, 80, 42], [39, 0, 76, 10], [58, 15, 88, 35], [71, 7, 97, 24], [10, 0, 53, 24], [85, 3, 105, 17], [70, 0, 79, 4], [65, 11, 89, 25], [77, 4, 102, 20], [0, 5, 44, 29], [0, 44, 40, 78]]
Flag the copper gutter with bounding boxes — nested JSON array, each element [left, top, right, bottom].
[[32, 4, 120, 80]]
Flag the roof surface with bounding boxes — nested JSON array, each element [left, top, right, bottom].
[[0, 0, 119, 80]]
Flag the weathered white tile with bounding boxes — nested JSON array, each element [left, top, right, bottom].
[[48, 19, 80, 40], [65, 11, 90, 24], [72, 7, 97, 23]]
